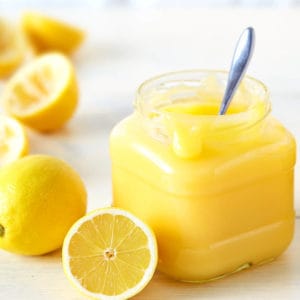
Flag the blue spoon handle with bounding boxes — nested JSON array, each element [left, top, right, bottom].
[[219, 27, 255, 115]]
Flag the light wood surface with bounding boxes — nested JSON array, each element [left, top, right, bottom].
[[1, 7, 300, 299], [1, 219, 299, 300]]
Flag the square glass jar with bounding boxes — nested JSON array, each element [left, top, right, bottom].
[[110, 70, 296, 282]]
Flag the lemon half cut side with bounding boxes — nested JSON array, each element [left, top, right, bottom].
[[1, 52, 78, 132], [0, 115, 28, 167], [62, 208, 158, 300]]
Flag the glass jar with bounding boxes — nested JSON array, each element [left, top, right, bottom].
[[110, 70, 296, 282]]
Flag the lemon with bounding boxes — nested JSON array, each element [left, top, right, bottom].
[[0, 154, 87, 255], [0, 115, 29, 166], [62, 208, 158, 300], [22, 12, 85, 54], [0, 19, 25, 78], [1, 52, 78, 132]]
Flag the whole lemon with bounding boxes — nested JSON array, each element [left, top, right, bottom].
[[0, 155, 87, 255]]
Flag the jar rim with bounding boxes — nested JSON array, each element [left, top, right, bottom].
[[135, 69, 271, 135], [136, 69, 269, 100]]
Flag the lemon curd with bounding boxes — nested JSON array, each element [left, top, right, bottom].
[[110, 70, 296, 282]]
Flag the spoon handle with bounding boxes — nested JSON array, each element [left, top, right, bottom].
[[219, 27, 255, 115]]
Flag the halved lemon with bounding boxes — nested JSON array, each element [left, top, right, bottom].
[[0, 19, 25, 78], [62, 208, 158, 300], [22, 12, 85, 54], [1, 52, 78, 132], [0, 115, 28, 166]]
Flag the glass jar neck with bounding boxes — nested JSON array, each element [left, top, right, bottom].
[[135, 70, 271, 159]]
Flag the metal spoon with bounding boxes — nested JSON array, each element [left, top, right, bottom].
[[219, 27, 255, 115]]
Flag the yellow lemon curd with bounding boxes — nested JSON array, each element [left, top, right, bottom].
[[110, 70, 296, 282]]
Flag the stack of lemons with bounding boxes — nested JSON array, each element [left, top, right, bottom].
[[0, 11, 84, 78], [0, 12, 158, 300], [0, 12, 84, 165]]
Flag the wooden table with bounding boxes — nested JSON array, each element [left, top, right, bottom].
[[1, 7, 300, 299]]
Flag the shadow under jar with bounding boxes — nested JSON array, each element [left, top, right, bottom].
[[110, 70, 296, 282]]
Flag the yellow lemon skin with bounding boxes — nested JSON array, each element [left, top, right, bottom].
[[0, 154, 87, 255], [22, 12, 85, 54], [0, 19, 25, 78]]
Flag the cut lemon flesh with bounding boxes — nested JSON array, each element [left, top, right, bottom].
[[7, 55, 66, 114], [0, 115, 28, 166], [62, 208, 158, 300], [0, 19, 25, 78], [22, 12, 84, 54], [1, 52, 78, 131]]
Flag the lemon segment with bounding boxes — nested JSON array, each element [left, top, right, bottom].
[[22, 12, 85, 54], [0, 115, 28, 166], [0, 154, 87, 255], [1, 52, 78, 132], [0, 19, 25, 78], [62, 208, 158, 300]]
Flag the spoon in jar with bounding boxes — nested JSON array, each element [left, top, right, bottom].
[[219, 27, 255, 115]]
